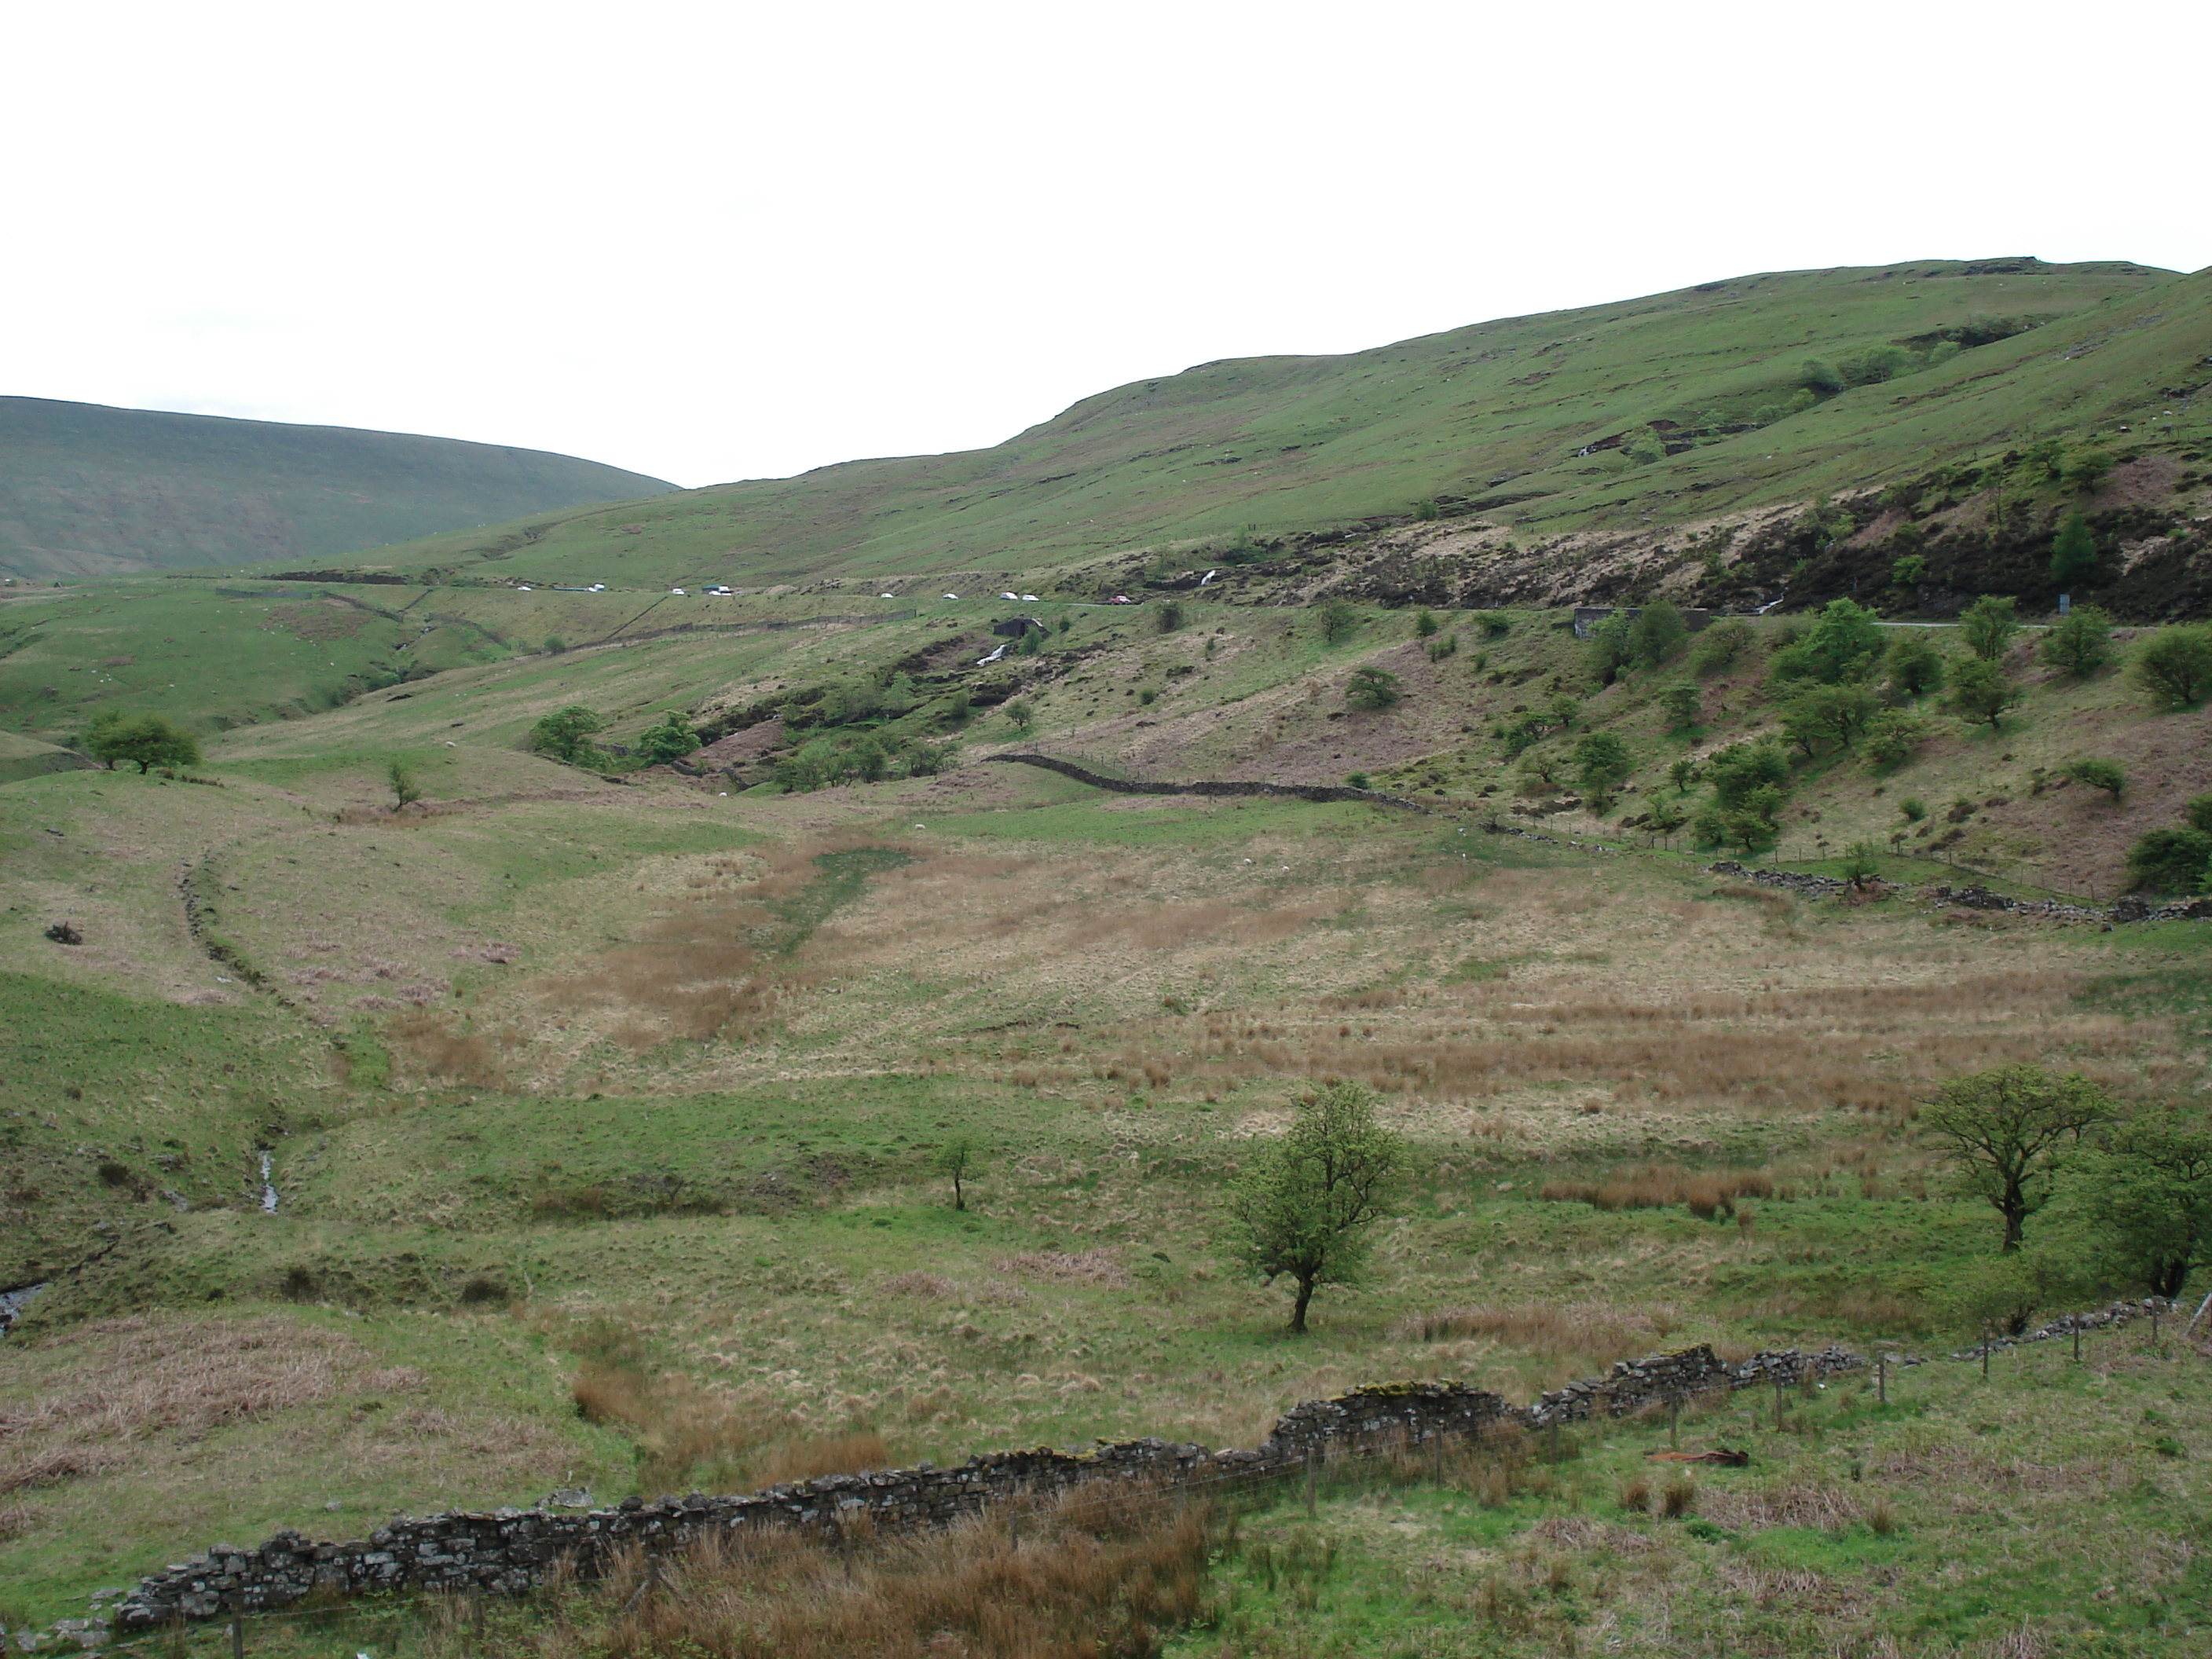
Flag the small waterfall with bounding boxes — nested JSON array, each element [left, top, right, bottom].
[[260, 1150, 278, 1214], [0, 1282, 47, 1336]]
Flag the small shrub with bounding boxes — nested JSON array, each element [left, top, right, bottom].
[[2126, 828, 2212, 896], [2130, 624, 2212, 708], [1661, 684, 1702, 729], [1474, 611, 1514, 638], [2041, 605, 2115, 677], [1346, 665, 1404, 711], [1899, 797, 1928, 822], [1869, 1497, 1897, 1535], [1660, 1476, 1697, 1518], [1317, 598, 1361, 643], [1690, 619, 1754, 676], [1155, 599, 1185, 634], [1618, 1475, 1651, 1512], [2065, 758, 2125, 800], [1345, 771, 1371, 789], [1414, 609, 1440, 638]]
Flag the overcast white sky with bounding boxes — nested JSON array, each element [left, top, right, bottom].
[[5, 1, 2202, 489]]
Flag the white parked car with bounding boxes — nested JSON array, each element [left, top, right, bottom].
[[1000, 591, 1019, 600], [943, 592, 960, 600], [670, 588, 687, 596], [517, 584, 533, 591], [1020, 593, 1039, 602]]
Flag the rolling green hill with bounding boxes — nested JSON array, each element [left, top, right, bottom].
[[0, 397, 679, 581], [319, 258, 2208, 593]]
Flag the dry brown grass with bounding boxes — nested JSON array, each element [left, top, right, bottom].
[[0, 1314, 419, 1492], [751, 1433, 894, 1488], [1538, 1163, 1776, 1218], [449, 1490, 1215, 1659], [1700, 1482, 1862, 1533], [0, 1501, 34, 1541], [994, 1251, 1130, 1288]]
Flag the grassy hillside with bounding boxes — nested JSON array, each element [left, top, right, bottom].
[[4, 259, 2210, 1655], [306, 258, 2208, 593], [0, 397, 677, 581]]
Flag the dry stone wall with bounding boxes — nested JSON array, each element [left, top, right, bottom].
[[115, 1344, 1857, 1632]]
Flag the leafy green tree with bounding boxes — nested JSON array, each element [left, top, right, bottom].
[[2040, 605, 2114, 678], [1689, 618, 1754, 676], [2125, 828, 2212, 895], [1588, 611, 1635, 684], [851, 736, 889, 782], [1622, 429, 1665, 465], [2049, 511, 2098, 584], [2064, 1110, 2212, 1298], [1473, 612, 1513, 638], [1004, 698, 1037, 735], [388, 760, 421, 808], [1660, 684, 1702, 730], [1317, 599, 1361, 644], [634, 711, 702, 767], [1958, 595, 2020, 662], [542, 635, 567, 655], [1225, 1082, 1404, 1334], [1547, 694, 1582, 731], [2129, 624, 2212, 709], [84, 712, 202, 775], [1800, 359, 1844, 395], [2061, 447, 2115, 494], [2189, 797, 2212, 834], [1884, 633, 1947, 701], [1345, 666, 1403, 711], [1572, 731, 1632, 808], [1921, 1065, 2114, 1251], [1628, 602, 1690, 670], [1781, 683, 1881, 754], [1861, 709, 1931, 771], [1668, 756, 1697, 795], [1155, 599, 1185, 634], [932, 1137, 979, 1211], [1414, 610, 1440, 639], [1944, 657, 2022, 730], [1705, 741, 1790, 809], [529, 705, 607, 765], [2064, 758, 2125, 800], [1769, 599, 1884, 685], [1891, 552, 1928, 587]]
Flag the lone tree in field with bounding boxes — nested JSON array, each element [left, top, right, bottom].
[[387, 760, 422, 808], [2039, 605, 2115, 678], [1572, 730, 1632, 808], [1943, 657, 2022, 730], [1921, 1065, 2113, 1252], [1226, 1082, 1404, 1334], [1958, 595, 2021, 663], [83, 712, 201, 775], [932, 1137, 979, 1211]]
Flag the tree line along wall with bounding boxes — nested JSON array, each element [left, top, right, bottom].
[[115, 1343, 1861, 1631]]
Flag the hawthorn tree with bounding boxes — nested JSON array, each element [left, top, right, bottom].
[[1225, 1082, 1404, 1334], [1921, 1065, 2114, 1251], [529, 705, 608, 765], [84, 712, 201, 775], [2040, 606, 2115, 678]]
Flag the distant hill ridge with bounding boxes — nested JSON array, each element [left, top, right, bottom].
[[298, 257, 2207, 594], [0, 397, 678, 580]]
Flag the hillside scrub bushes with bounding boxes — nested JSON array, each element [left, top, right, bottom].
[[1660, 684, 1701, 730], [1781, 683, 1881, 754], [2129, 624, 2212, 708], [634, 711, 703, 767], [1628, 601, 1690, 670], [1693, 740, 1791, 852], [2125, 828, 2212, 895], [529, 705, 607, 766], [1944, 657, 2022, 730], [1572, 731, 1632, 808], [1883, 633, 1946, 701], [2040, 605, 2115, 677], [1958, 595, 2021, 662], [1768, 599, 1883, 686], [2064, 758, 2125, 800], [1344, 666, 1403, 711], [2061, 1108, 2212, 1298], [1861, 709, 1933, 771], [1689, 618, 1754, 676]]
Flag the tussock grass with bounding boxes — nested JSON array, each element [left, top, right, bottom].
[[436, 1489, 1215, 1659], [1397, 1302, 1682, 1370], [1537, 1163, 1777, 1217]]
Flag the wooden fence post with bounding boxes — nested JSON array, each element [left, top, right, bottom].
[[1304, 1449, 1317, 1518], [229, 1617, 244, 1659]]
